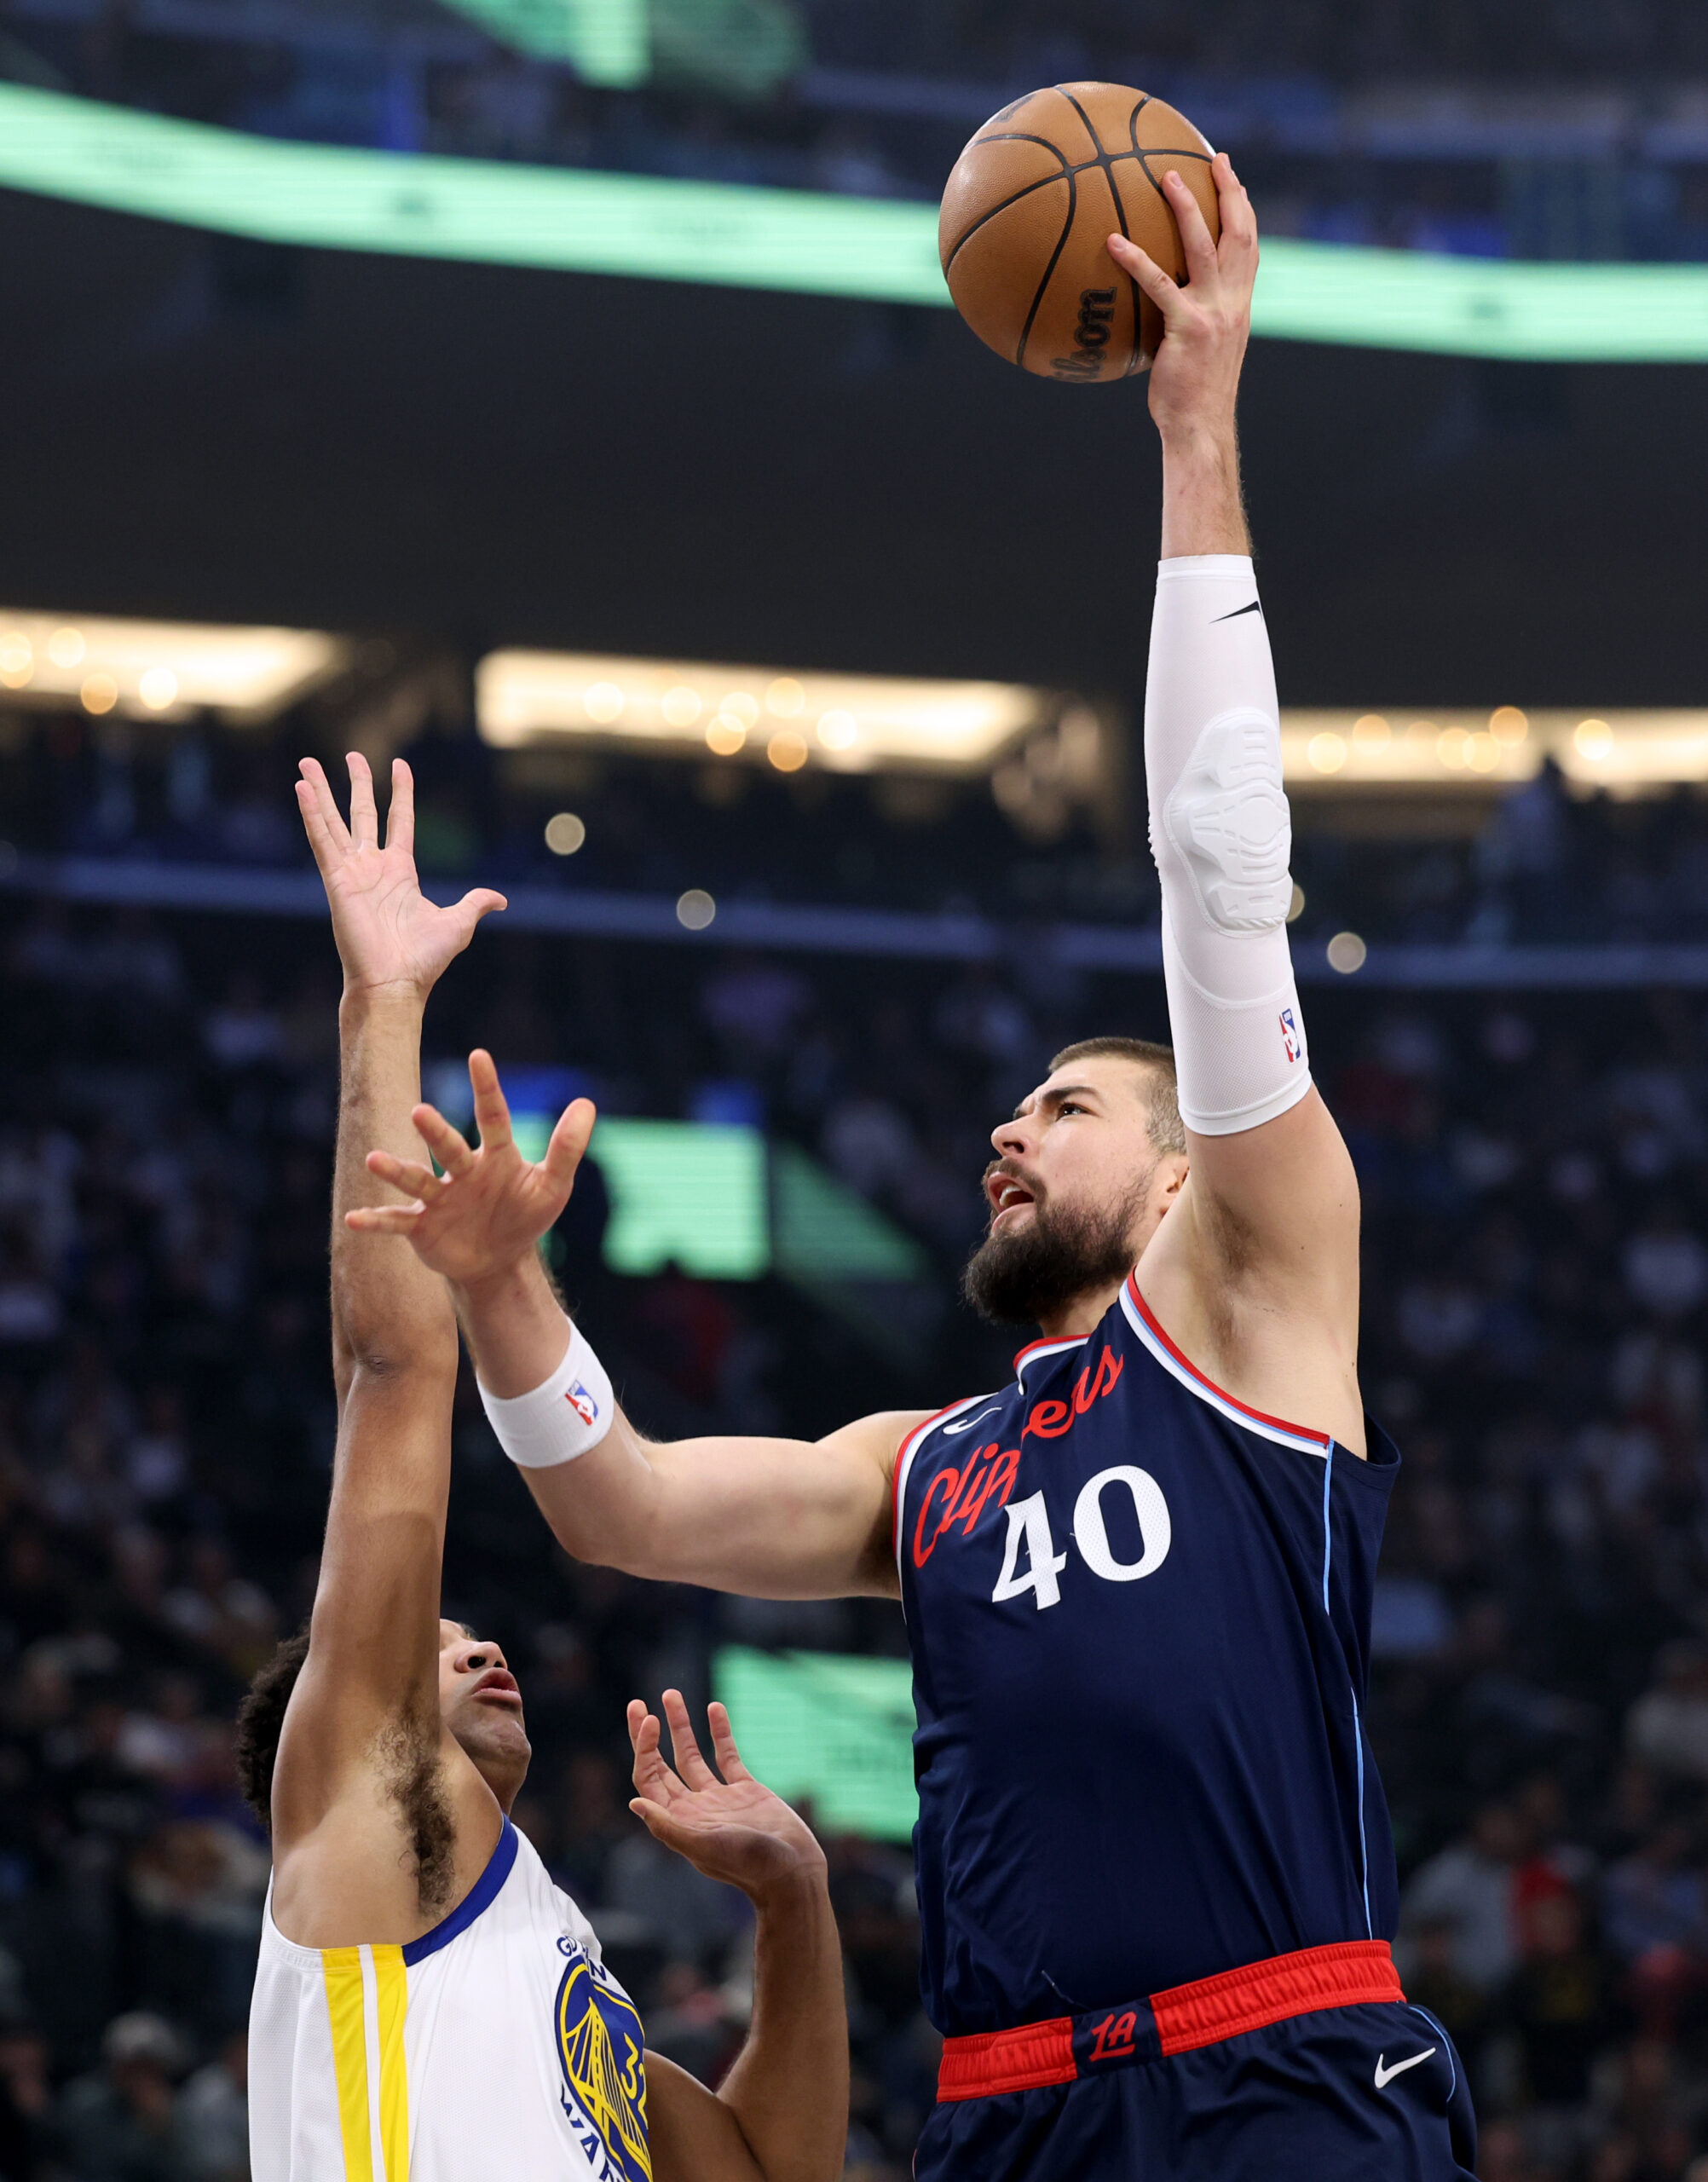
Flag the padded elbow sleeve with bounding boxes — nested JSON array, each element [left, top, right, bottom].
[[1145, 555, 1312, 1137]]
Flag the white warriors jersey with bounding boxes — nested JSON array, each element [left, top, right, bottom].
[[249, 1819, 650, 2182]]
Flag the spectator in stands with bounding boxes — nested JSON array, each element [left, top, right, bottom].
[[176, 2029, 248, 2182], [51, 2013, 187, 2182], [1403, 1799, 1530, 1990], [0, 2022, 50, 2182], [1497, 1890, 1624, 2170], [1628, 1642, 1708, 1781]]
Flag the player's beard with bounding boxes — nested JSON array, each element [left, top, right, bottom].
[[961, 1169, 1153, 1328]]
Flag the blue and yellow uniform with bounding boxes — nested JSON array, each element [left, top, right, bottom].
[[895, 1274, 1475, 2179], [250, 1819, 649, 2180]]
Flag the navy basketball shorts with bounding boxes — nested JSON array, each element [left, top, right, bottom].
[[918, 1942, 1477, 2182]]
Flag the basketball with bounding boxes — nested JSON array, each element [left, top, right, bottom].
[[938, 83, 1220, 383]]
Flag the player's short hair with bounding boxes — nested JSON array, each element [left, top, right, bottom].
[[1048, 1036, 1186, 1156], [234, 1623, 312, 1831]]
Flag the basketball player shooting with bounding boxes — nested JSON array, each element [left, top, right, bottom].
[[351, 159, 1475, 2181], [239, 753, 848, 2182]]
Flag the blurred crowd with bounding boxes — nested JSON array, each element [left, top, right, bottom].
[[6, 0, 1708, 264], [11, 708, 1708, 952], [4, 737, 1708, 2175]]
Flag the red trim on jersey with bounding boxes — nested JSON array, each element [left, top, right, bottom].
[[890, 1400, 983, 1561], [936, 1941, 1402, 2099], [1125, 1275, 1332, 1450]]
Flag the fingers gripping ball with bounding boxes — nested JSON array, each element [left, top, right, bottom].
[[939, 83, 1220, 382]]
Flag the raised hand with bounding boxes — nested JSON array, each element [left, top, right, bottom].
[[345, 1048, 595, 1286], [1105, 149, 1257, 442], [626, 1692, 826, 1904], [297, 753, 506, 1002]]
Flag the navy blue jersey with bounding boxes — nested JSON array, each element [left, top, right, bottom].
[[895, 1273, 1399, 2040]]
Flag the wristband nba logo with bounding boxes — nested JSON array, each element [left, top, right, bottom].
[[565, 1381, 600, 1428], [1279, 1008, 1302, 1065]]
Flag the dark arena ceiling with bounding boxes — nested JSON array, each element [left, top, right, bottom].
[[3, 183, 1705, 711]]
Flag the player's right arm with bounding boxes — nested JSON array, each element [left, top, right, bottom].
[[1106, 156, 1366, 1453], [349, 1053, 920, 1600]]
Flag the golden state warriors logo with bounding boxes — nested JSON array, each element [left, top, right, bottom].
[[555, 1943, 650, 2182]]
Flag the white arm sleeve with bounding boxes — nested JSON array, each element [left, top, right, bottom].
[[1145, 553, 1311, 1137]]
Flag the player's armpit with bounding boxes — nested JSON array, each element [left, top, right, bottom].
[[1180, 1083, 1361, 1311], [1139, 1093, 1366, 1453], [522, 1406, 925, 1602]]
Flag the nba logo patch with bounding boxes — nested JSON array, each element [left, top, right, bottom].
[[566, 1381, 600, 1429], [1279, 1008, 1301, 1065]]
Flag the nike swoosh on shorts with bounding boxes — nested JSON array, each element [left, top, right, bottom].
[[1373, 2048, 1435, 2090]]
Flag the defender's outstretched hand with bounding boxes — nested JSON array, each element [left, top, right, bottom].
[[345, 1048, 595, 1282], [297, 754, 506, 1001], [1105, 149, 1257, 442], [627, 1693, 826, 1904]]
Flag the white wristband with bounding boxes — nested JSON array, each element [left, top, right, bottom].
[[477, 1323, 615, 1469]]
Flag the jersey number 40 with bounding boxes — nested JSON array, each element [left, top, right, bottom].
[[991, 1466, 1172, 1612]]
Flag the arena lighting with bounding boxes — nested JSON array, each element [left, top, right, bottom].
[[0, 609, 345, 722], [477, 650, 1046, 772], [1281, 710, 1708, 794], [4, 84, 1708, 362], [713, 1648, 917, 1842]]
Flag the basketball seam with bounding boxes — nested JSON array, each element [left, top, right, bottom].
[[984, 144, 1210, 168], [943, 168, 1069, 277], [1123, 98, 1152, 376], [1055, 83, 1106, 167], [1055, 84, 1191, 383], [970, 132, 1070, 157], [1056, 85, 1129, 383], [1015, 164, 1076, 372]]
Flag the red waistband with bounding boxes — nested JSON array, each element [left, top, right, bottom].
[[937, 1941, 1404, 2103]]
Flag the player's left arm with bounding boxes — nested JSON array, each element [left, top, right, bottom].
[[627, 1695, 847, 2182], [1109, 158, 1363, 1442], [271, 758, 506, 1867]]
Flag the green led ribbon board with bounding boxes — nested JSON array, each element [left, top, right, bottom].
[[8, 83, 1705, 360], [505, 1115, 928, 1286], [713, 1646, 918, 1841], [770, 1142, 928, 1282], [443, 0, 648, 84], [589, 1118, 770, 1280]]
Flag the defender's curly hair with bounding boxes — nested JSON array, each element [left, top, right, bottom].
[[234, 1623, 312, 1831]]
